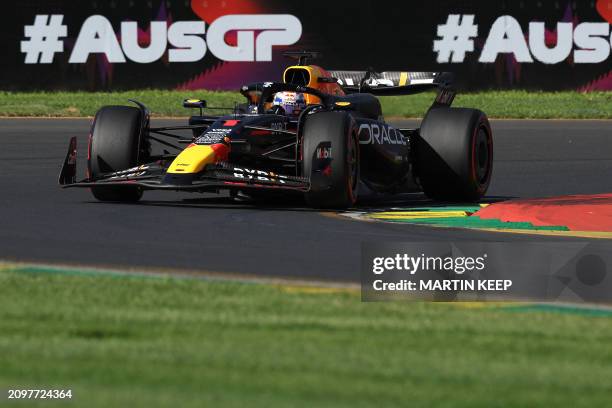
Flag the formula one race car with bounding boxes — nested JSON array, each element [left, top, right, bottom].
[[59, 51, 493, 208]]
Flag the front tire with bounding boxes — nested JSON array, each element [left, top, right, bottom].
[[89, 105, 145, 202], [302, 112, 359, 208], [415, 108, 493, 202]]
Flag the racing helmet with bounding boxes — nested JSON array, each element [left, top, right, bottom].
[[272, 92, 306, 116]]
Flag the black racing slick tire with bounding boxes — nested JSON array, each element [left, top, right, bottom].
[[302, 112, 359, 208], [89, 105, 145, 202], [415, 108, 493, 202]]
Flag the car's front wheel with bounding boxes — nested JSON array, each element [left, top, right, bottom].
[[88, 105, 147, 202], [301, 112, 359, 208]]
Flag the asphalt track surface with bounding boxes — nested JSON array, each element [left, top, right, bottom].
[[1, 118, 612, 282]]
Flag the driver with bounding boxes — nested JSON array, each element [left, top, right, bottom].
[[270, 91, 307, 116]]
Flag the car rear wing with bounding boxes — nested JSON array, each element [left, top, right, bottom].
[[328, 70, 454, 96]]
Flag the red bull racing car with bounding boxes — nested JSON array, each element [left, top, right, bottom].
[[59, 52, 493, 208]]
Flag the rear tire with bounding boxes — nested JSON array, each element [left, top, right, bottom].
[[415, 108, 493, 202], [89, 106, 145, 202], [302, 112, 359, 208]]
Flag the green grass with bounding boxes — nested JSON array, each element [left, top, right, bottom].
[[0, 90, 610, 118], [381, 90, 612, 119], [2, 267, 612, 407], [0, 90, 239, 118]]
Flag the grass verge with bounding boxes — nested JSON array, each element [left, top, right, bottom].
[[1, 265, 612, 407], [0, 90, 610, 119]]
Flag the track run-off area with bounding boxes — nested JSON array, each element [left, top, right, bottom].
[[1, 118, 612, 282]]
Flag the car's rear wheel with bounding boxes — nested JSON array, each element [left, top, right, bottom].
[[89, 105, 146, 202], [415, 107, 493, 202], [302, 112, 359, 208]]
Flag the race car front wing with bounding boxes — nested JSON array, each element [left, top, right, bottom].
[[59, 137, 310, 193]]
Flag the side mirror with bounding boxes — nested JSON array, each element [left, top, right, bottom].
[[183, 99, 207, 109]]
